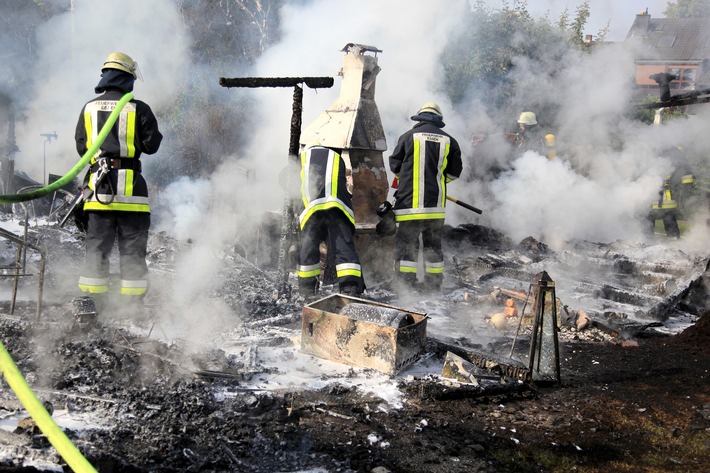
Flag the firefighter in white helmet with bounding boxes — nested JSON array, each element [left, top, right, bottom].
[[75, 52, 162, 309], [389, 102, 462, 293], [513, 111, 556, 160]]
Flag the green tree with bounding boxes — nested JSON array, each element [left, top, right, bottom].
[[630, 96, 688, 125], [440, 0, 602, 118], [663, 0, 710, 18]]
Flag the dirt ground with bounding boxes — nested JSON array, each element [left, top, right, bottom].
[[0, 222, 708, 473]]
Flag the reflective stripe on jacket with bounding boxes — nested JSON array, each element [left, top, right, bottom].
[[299, 147, 355, 228]]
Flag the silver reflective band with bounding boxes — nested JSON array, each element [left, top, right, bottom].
[[78, 276, 109, 285], [121, 279, 148, 288], [297, 263, 320, 272], [336, 263, 361, 271]]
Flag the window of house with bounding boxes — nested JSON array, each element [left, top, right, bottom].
[[657, 36, 676, 48], [668, 67, 697, 90]]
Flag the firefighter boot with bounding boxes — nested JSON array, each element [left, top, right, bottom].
[[340, 282, 364, 298], [298, 278, 319, 300], [391, 273, 417, 294]]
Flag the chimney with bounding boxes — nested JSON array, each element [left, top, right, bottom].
[[627, 10, 651, 39], [301, 43, 386, 152], [301, 43, 389, 226]]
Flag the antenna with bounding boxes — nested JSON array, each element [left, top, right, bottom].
[[41, 132, 58, 185]]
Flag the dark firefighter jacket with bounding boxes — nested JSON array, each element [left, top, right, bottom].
[[515, 128, 556, 160], [75, 88, 162, 212], [389, 116, 462, 221], [299, 146, 354, 229]]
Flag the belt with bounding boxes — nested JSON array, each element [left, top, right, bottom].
[[90, 158, 142, 173]]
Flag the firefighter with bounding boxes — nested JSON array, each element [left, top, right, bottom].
[[389, 102, 462, 292], [75, 52, 162, 307], [648, 153, 696, 239], [513, 111, 556, 160], [297, 144, 365, 297]]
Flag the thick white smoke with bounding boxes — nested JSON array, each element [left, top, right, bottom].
[[12, 0, 709, 341], [445, 4, 710, 252], [15, 0, 190, 182]]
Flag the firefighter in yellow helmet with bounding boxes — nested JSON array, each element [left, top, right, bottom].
[[513, 111, 556, 160], [389, 102, 462, 293], [74, 52, 162, 309]]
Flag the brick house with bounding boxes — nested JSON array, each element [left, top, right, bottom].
[[626, 10, 710, 95]]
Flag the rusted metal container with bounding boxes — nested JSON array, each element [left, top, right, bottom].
[[301, 294, 427, 375]]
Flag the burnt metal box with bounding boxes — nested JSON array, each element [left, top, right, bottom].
[[301, 294, 428, 375]]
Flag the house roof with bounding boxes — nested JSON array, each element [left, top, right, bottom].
[[626, 13, 710, 62]]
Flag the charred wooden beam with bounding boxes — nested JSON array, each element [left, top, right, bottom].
[[219, 77, 334, 89], [632, 87, 710, 110], [219, 76, 334, 299]]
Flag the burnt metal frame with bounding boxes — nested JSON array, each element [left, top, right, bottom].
[[219, 76, 334, 298], [0, 224, 46, 319]]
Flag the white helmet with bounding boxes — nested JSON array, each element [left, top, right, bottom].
[[517, 111, 537, 126]]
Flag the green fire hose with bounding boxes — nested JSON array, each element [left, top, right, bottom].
[[0, 92, 134, 204], [0, 93, 134, 472], [0, 341, 97, 472]]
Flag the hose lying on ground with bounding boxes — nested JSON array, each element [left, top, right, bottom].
[[0, 92, 134, 204], [0, 340, 97, 472]]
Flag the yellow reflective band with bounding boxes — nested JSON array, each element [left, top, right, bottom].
[[425, 266, 445, 274], [337, 268, 362, 278], [413, 140, 420, 208], [84, 112, 94, 152], [84, 202, 150, 212], [78, 284, 109, 294], [297, 268, 321, 278], [300, 201, 355, 229], [125, 169, 134, 196], [126, 111, 136, 157], [395, 212, 446, 222], [398, 260, 417, 273], [439, 142, 450, 207], [120, 287, 147, 296], [330, 150, 339, 197]]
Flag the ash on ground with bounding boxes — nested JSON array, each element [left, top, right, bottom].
[[0, 217, 708, 472]]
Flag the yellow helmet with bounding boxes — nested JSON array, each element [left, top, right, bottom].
[[517, 111, 537, 126], [102, 52, 142, 80], [417, 102, 443, 117]]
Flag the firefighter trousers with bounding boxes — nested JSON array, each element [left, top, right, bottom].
[[78, 211, 150, 297], [297, 208, 364, 295], [394, 219, 445, 290]]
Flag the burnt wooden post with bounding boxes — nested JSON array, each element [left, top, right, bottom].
[[219, 76, 334, 298]]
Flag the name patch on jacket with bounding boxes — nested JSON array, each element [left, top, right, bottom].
[[416, 133, 449, 144]]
